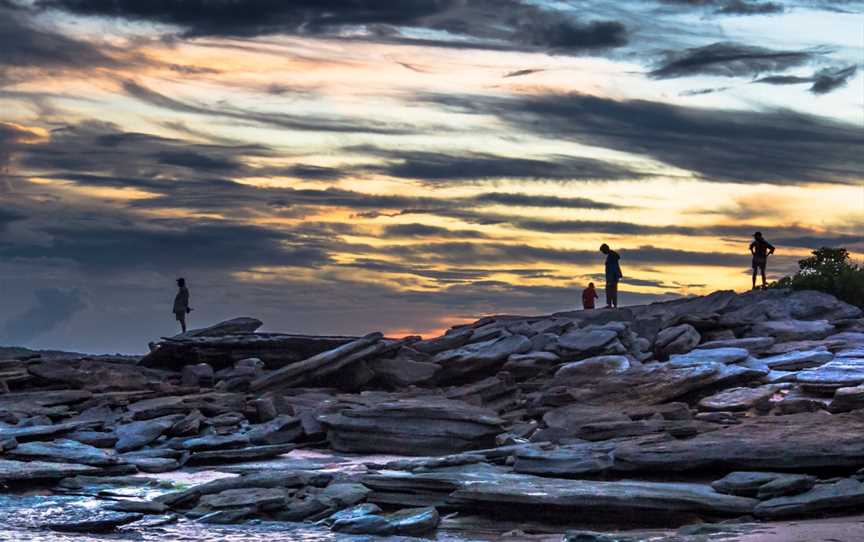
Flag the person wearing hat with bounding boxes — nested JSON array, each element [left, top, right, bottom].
[[749, 232, 775, 290], [173, 277, 192, 333], [599, 243, 623, 308]]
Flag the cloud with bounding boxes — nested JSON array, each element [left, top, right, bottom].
[[419, 91, 864, 185], [122, 80, 421, 135], [755, 65, 858, 94], [36, 0, 629, 54], [650, 42, 814, 79], [658, 0, 784, 15], [353, 148, 644, 183], [1, 287, 87, 345]]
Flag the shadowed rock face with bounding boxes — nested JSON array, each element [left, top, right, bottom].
[[0, 288, 863, 537]]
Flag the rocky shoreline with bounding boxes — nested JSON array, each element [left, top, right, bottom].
[[2, 288, 864, 540]]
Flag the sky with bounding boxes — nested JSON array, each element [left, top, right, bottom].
[[0, 0, 862, 354]]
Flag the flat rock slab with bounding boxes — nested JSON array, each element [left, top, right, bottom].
[[555, 356, 631, 379], [199, 487, 287, 510], [187, 443, 299, 464], [115, 415, 184, 452], [614, 412, 864, 472], [321, 398, 505, 456], [698, 337, 775, 354], [760, 349, 834, 371], [697, 385, 780, 412], [712, 471, 816, 499], [448, 474, 757, 518], [797, 359, 864, 391], [670, 348, 749, 366], [332, 506, 440, 536], [0, 458, 101, 481], [46, 509, 143, 533], [557, 329, 619, 355], [6, 438, 120, 466], [755, 479, 864, 519], [747, 320, 835, 343], [0, 421, 99, 442]]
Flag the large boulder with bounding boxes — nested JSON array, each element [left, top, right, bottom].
[[434, 335, 531, 381]]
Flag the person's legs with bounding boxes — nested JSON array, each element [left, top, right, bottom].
[[761, 264, 768, 289], [608, 280, 619, 308], [752, 262, 758, 289], [176, 311, 187, 333]]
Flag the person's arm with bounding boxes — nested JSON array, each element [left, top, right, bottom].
[[767, 242, 775, 255], [594, 291, 599, 299], [749, 242, 756, 255]]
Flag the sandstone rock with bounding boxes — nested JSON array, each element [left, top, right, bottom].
[[187, 443, 298, 464], [698, 385, 781, 412], [555, 356, 631, 379], [0, 421, 100, 442], [759, 349, 834, 371], [321, 398, 506, 455], [747, 320, 835, 343], [797, 359, 864, 392], [698, 337, 775, 354], [246, 415, 303, 445], [186, 317, 263, 337], [654, 324, 700, 360], [182, 363, 215, 388], [46, 509, 143, 533], [198, 487, 287, 510], [115, 415, 184, 453], [829, 384, 864, 413], [557, 329, 619, 356], [711, 471, 816, 499], [434, 335, 532, 380], [502, 351, 561, 378], [367, 357, 440, 387], [669, 347, 749, 366], [332, 506, 440, 536], [0, 458, 101, 481], [6, 438, 120, 466], [754, 479, 864, 519]]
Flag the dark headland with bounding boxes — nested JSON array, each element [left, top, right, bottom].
[[2, 287, 864, 541]]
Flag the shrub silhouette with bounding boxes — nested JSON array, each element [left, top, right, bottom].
[[772, 247, 864, 308]]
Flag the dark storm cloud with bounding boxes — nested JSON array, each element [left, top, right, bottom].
[[1, 287, 87, 345], [650, 42, 814, 79], [0, 7, 119, 72], [36, 0, 629, 53], [755, 65, 858, 94], [0, 206, 27, 230], [354, 148, 644, 183], [470, 193, 621, 210], [419, 92, 864, 185], [0, 221, 331, 272], [659, 0, 784, 15], [122, 80, 421, 135]]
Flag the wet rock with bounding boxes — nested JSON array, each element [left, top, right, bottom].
[[106, 501, 170, 514], [654, 324, 700, 360], [555, 356, 631, 379], [754, 479, 864, 519], [321, 397, 506, 455], [747, 319, 835, 343], [759, 349, 834, 371], [712, 471, 816, 499], [6, 438, 120, 466], [182, 363, 215, 388], [697, 385, 782, 412], [0, 458, 101, 481], [332, 506, 440, 536], [115, 415, 184, 452], [46, 509, 143, 533], [322, 503, 381, 525], [198, 507, 256, 524]]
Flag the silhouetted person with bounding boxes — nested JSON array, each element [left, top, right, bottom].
[[173, 278, 192, 333], [582, 282, 599, 310], [750, 231, 775, 290], [600, 243, 623, 308]]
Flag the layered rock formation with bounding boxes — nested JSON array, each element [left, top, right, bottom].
[[1, 288, 863, 538]]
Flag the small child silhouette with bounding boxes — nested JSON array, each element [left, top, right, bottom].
[[582, 282, 599, 310]]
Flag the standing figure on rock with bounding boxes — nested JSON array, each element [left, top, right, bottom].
[[173, 277, 192, 333], [582, 282, 599, 310], [750, 231, 775, 290], [600, 244, 623, 308]]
